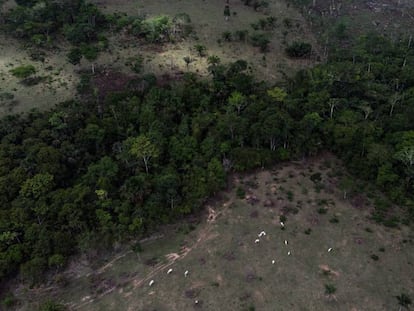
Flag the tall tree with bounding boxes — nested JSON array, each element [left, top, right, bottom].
[[128, 135, 159, 174]]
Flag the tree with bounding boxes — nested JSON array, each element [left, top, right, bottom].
[[327, 98, 341, 119], [80, 44, 98, 74], [20, 173, 54, 199], [267, 87, 287, 103], [183, 56, 193, 70], [207, 55, 221, 66], [206, 158, 226, 194], [128, 135, 159, 174], [389, 92, 402, 117], [339, 176, 354, 199], [286, 42, 312, 58], [228, 91, 247, 114], [67, 48, 82, 65], [155, 170, 180, 209]]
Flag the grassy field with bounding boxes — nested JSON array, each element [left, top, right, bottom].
[[0, 0, 320, 115], [1, 0, 414, 115], [13, 154, 414, 310], [93, 0, 320, 79], [0, 34, 77, 115]]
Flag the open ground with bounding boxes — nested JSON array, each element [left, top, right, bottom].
[[0, 0, 320, 115], [13, 154, 414, 310]]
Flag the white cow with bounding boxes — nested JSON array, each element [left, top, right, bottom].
[[167, 268, 173, 274], [184, 270, 189, 277], [149, 279, 155, 286]]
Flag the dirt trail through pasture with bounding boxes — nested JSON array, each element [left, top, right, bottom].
[[71, 199, 234, 310]]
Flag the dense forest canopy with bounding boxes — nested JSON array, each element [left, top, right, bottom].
[[0, 0, 414, 288]]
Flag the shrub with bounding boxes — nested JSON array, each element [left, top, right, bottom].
[[234, 30, 249, 42], [194, 44, 207, 57], [285, 41, 312, 58], [287, 190, 294, 201], [283, 18, 293, 28], [141, 15, 171, 43], [38, 299, 66, 311], [310, 172, 322, 183], [370, 254, 379, 261], [250, 33, 271, 52], [1, 293, 16, 308], [222, 31, 232, 42], [304, 228, 312, 235], [10, 65, 36, 79], [126, 55, 144, 73], [236, 187, 246, 199], [329, 216, 339, 223], [131, 242, 142, 253], [317, 207, 328, 214], [324, 284, 336, 295]]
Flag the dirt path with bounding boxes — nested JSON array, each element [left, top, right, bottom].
[[70, 198, 234, 310]]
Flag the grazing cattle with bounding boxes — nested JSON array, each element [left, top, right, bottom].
[[284, 240, 288, 245], [272, 260, 275, 264], [149, 279, 155, 286], [328, 248, 333, 252], [184, 270, 189, 277], [255, 239, 260, 244], [167, 268, 173, 274]]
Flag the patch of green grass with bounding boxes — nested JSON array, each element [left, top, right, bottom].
[[9, 65, 36, 79]]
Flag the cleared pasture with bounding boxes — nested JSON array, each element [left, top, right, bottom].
[[15, 155, 414, 311]]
